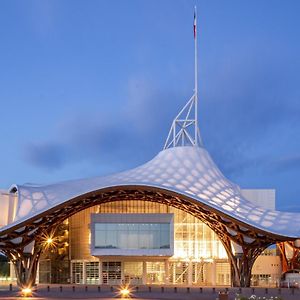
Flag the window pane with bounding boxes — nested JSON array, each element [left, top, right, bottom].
[[94, 222, 170, 250], [95, 230, 106, 248], [106, 230, 117, 248]]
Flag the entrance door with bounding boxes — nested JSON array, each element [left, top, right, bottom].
[[102, 262, 122, 285], [146, 262, 165, 284], [72, 262, 83, 284], [75, 273, 81, 284], [124, 262, 143, 285]]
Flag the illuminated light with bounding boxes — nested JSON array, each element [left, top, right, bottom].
[[120, 288, 130, 297], [21, 287, 32, 297], [46, 238, 53, 244], [118, 285, 132, 298], [41, 232, 58, 250]]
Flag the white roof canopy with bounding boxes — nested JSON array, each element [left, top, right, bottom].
[[2, 145, 299, 239]]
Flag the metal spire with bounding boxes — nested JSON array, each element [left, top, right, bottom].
[[164, 6, 202, 150]]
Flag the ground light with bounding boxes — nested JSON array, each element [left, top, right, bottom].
[[118, 285, 132, 298], [21, 287, 32, 297]]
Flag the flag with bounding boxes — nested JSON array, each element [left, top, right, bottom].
[[194, 8, 197, 39]]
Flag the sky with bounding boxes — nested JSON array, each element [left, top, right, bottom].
[[0, 0, 300, 212]]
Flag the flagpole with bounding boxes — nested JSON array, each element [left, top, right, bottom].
[[194, 6, 198, 146]]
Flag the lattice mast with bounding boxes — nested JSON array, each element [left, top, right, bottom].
[[164, 6, 202, 149]]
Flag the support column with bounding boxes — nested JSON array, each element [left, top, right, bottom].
[[165, 260, 170, 284], [99, 259, 102, 285], [121, 260, 125, 285], [187, 261, 193, 286], [83, 261, 86, 284], [3, 227, 59, 289], [211, 260, 216, 286], [142, 261, 147, 285], [9, 261, 15, 281], [5, 245, 42, 289], [278, 241, 300, 273], [220, 237, 268, 287], [172, 262, 176, 284], [36, 261, 40, 284], [70, 261, 73, 284], [278, 242, 289, 273]]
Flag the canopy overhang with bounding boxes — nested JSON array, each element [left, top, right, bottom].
[[1, 146, 299, 250]]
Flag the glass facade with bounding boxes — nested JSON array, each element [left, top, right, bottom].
[[38, 221, 70, 284], [95, 223, 170, 249], [32, 198, 280, 287], [67, 200, 230, 285]]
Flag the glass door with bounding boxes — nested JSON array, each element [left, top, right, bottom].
[[146, 262, 165, 284], [102, 262, 122, 285], [124, 262, 143, 285]]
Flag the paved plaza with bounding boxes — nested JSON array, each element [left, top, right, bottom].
[[0, 285, 300, 300]]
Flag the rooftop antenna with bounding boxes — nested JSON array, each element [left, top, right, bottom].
[[164, 6, 202, 149]]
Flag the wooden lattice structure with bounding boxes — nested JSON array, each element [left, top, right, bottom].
[[0, 186, 295, 288]]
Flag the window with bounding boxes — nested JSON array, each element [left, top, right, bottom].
[[95, 223, 170, 250], [72, 262, 83, 284], [102, 262, 121, 285], [86, 262, 99, 284]]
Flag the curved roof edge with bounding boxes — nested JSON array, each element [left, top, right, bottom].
[[1, 146, 300, 238]]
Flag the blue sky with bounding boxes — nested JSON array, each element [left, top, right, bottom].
[[0, 0, 300, 211]]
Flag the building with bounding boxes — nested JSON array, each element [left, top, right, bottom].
[[0, 132, 297, 288], [0, 168, 284, 288], [0, 12, 300, 289], [39, 189, 280, 286]]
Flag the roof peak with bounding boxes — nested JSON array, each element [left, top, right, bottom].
[[163, 7, 203, 150], [163, 93, 203, 149]]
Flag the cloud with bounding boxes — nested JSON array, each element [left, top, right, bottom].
[[196, 42, 300, 181], [22, 75, 185, 172], [24, 142, 67, 171], [23, 120, 142, 172], [22, 45, 300, 199]]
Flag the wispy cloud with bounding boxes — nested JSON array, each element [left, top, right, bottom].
[[22, 57, 300, 182], [22, 76, 183, 172], [24, 142, 67, 171]]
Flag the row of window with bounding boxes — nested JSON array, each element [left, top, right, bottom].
[[71, 260, 231, 285]]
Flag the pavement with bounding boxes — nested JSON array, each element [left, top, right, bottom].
[[0, 285, 299, 300]]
